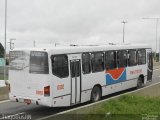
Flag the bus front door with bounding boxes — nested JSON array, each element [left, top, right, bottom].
[[70, 59, 81, 105], [147, 50, 153, 81]]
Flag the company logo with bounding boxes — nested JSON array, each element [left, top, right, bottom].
[[130, 69, 142, 75], [106, 68, 126, 85]]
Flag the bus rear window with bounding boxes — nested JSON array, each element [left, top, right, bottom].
[[30, 51, 49, 74], [9, 51, 29, 70]]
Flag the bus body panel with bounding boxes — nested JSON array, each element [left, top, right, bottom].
[[9, 73, 52, 107], [51, 75, 71, 107], [102, 79, 137, 96], [81, 72, 105, 92], [101, 65, 147, 96], [52, 95, 71, 107], [126, 65, 147, 83], [80, 90, 92, 103], [10, 71, 49, 98], [9, 50, 52, 107], [9, 45, 153, 107]]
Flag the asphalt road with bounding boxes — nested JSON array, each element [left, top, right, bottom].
[[0, 66, 160, 120]]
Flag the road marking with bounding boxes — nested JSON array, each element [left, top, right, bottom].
[[0, 112, 25, 120], [37, 81, 160, 120], [0, 100, 10, 104]]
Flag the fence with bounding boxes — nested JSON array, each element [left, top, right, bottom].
[[0, 66, 9, 80]]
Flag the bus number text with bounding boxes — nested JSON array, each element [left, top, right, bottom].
[[57, 84, 64, 90], [36, 90, 43, 95]]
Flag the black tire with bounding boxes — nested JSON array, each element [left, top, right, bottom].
[[137, 76, 143, 89], [91, 86, 101, 102]]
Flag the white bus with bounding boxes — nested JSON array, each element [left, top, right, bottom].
[[9, 44, 153, 107]]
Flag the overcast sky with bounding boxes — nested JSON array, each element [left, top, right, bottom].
[[0, 0, 160, 51]]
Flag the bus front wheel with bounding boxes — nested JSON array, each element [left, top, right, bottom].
[[91, 86, 101, 102]]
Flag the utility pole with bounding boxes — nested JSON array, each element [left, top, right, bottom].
[[55, 43, 60, 47], [142, 18, 160, 61], [121, 21, 127, 44], [8, 38, 16, 50], [4, 0, 7, 80], [33, 40, 36, 48]]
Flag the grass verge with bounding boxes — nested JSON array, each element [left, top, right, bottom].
[[45, 83, 160, 120], [0, 75, 8, 80], [47, 95, 160, 120]]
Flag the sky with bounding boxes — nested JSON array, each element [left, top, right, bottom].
[[0, 0, 160, 52]]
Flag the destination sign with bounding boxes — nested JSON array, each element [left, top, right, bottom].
[[31, 51, 46, 57]]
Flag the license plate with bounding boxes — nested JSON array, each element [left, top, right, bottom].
[[24, 99, 31, 104]]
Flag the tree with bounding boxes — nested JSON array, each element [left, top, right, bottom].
[[0, 43, 4, 58]]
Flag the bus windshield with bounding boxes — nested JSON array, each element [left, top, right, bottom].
[[30, 51, 49, 74]]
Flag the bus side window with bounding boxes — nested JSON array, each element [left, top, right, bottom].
[[82, 53, 91, 74], [117, 50, 127, 68], [128, 50, 137, 66], [137, 49, 146, 65], [105, 51, 117, 70], [51, 55, 69, 78], [91, 52, 104, 73]]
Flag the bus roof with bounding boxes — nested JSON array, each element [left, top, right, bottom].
[[12, 44, 151, 55]]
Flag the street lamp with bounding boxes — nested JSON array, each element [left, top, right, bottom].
[[121, 21, 127, 44], [8, 38, 16, 50], [33, 40, 36, 48], [142, 18, 160, 61]]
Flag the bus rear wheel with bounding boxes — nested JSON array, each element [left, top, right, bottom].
[[91, 86, 101, 102], [137, 76, 143, 89]]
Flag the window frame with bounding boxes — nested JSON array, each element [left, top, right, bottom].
[[82, 52, 91, 74], [117, 50, 128, 68], [91, 52, 104, 73], [137, 49, 146, 65], [105, 50, 117, 70], [128, 49, 137, 67], [51, 54, 69, 78]]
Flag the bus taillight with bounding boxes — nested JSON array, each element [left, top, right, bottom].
[[44, 86, 50, 96]]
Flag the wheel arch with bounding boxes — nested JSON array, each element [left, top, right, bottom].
[[139, 74, 145, 83], [90, 84, 102, 102], [92, 84, 102, 95]]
